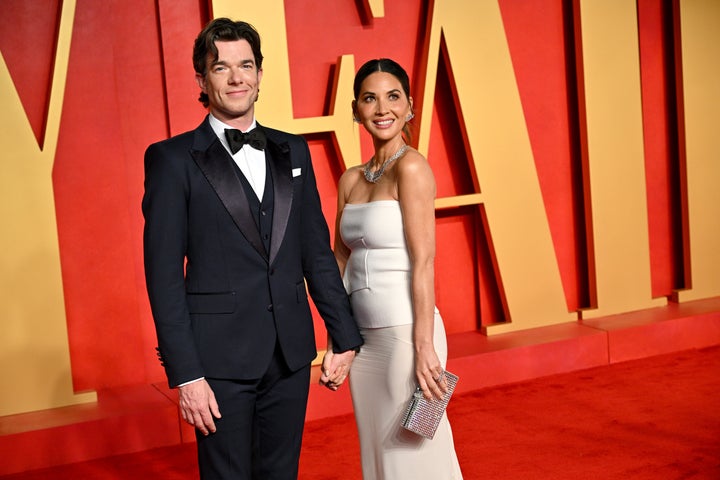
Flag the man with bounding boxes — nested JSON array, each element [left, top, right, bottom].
[[142, 18, 362, 479]]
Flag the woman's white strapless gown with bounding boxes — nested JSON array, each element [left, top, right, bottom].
[[340, 200, 463, 480]]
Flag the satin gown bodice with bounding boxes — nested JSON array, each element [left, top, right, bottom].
[[340, 200, 416, 329]]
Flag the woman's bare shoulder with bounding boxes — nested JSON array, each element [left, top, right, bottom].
[[339, 164, 364, 185], [396, 147, 432, 175], [337, 164, 365, 197]]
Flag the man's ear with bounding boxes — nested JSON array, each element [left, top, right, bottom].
[[195, 72, 207, 92]]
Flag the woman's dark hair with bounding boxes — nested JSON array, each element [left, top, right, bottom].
[[192, 18, 263, 107], [353, 58, 413, 142], [353, 58, 411, 101]]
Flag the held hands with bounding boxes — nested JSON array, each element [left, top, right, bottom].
[[178, 379, 221, 436], [415, 343, 448, 400], [319, 349, 356, 391]]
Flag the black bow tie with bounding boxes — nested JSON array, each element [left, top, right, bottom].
[[225, 128, 267, 153]]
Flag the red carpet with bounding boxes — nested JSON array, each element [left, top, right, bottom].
[[2, 346, 718, 479]]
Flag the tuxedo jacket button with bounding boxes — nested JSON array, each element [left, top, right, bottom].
[[267, 304, 273, 311]]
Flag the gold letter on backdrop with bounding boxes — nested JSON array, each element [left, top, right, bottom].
[[0, 0, 96, 416], [218, 0, 578, 333], [674, 0, 720, 302], [212, 0, 362, 167], [209, 0, 719, 329], [577, 0, 666, 318], [417, 0, 576, 333]]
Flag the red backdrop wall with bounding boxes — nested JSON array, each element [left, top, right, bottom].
[[0, 0, 682, 392]]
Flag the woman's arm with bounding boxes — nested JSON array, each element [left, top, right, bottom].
[[333, 170, 353, 277], [397, 150, 446, 400]]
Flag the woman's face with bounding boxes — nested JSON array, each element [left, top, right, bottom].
[[353, 71, 412, 142]]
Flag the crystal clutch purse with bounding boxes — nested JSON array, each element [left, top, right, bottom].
[[400, 370, 459, 439]]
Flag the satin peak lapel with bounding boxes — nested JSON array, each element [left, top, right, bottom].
[[267, 139, 293, 265], [191, 139, 267, 260]]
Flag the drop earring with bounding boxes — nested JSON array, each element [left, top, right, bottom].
[[406, 112, 415, 121]]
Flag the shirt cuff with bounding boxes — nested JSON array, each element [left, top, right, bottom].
[[176, 377, 204, 388]]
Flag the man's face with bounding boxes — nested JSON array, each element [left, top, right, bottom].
[[196, 39, 263, 127]]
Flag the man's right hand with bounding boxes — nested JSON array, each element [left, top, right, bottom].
[[178, 379, 221, 436]]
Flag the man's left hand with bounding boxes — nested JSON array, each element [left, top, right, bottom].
[[319, 349, 356, 391]]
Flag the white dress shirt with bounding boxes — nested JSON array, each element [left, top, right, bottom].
[[208, 114, 267, 201]]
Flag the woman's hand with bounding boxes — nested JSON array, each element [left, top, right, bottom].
[[415, 343, 447, 400], [320, 348, 356, 391]]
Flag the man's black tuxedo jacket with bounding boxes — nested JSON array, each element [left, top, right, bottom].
[[142, 117, 361, 387]]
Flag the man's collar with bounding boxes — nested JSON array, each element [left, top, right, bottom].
[[208, 113, 257, 135]]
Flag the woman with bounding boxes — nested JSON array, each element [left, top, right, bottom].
[[323, 58, 463, 479]]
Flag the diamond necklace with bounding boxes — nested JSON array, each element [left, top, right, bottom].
[[363, 144, 408, 183]]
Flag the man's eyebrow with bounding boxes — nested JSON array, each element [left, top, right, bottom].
[[210, 58, 255, 67]]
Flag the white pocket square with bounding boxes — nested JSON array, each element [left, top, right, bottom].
[[292, 168, 302, 177]]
